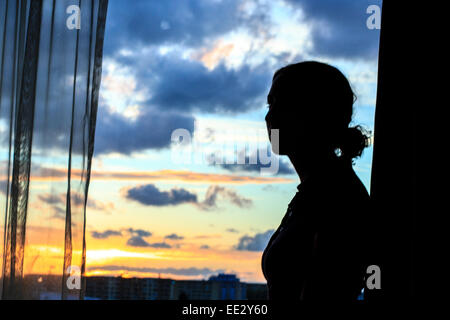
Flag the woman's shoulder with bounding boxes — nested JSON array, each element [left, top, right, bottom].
[[301, 165, 370, 209]]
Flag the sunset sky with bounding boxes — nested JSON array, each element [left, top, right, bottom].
[[1, 0, 381, 284]]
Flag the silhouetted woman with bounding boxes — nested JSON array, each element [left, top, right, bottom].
[[262, 61, 372, 300]]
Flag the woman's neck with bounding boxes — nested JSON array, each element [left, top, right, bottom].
[[288, 149, 344, 183]]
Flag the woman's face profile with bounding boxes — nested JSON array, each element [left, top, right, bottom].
[[265, 77, 282, 150], [265, 75, 299, 156]]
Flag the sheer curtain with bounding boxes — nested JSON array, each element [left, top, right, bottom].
[[0, 0, 108, 299]]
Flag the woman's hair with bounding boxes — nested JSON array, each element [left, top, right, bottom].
[[272, 61, 371, 160]]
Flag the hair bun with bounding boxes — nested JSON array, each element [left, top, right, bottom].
[[338, 125, 371, 160]]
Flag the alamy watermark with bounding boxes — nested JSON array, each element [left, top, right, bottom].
[[66, 5, 81, 30], [66, 265, 81, 290], [171, 128, 281, 175], [366, 5, 381, 30], [366, 264, 381, 290]]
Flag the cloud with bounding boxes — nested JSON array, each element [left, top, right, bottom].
[[124, 184, 252, 210], [89, 227, 151, 240], [37, 193, 82, 220], [104, 0, 381, 62], [50, 206, 66, 220], [261, 184, 278, 192], [100, 1, 273, 123], [126, 237, 172, 248], [193, 234, 222, 239], [89, 227, 166, 248], [199, 185, 252, 210], [124, 229, 155, 247], [91, 230, 123, 239], [126, 236, 150, 247], [200, 244, 210, 249], [125, 184, 198, 206], [111, 49, 271, 116], [94, 105, 195, 155], [87, 265, 224, 277], [0, 66, 195, 158], [147, 242, 172, 249], [283, 0, 381, 59], [126, 228, 152, 238], [142, 57, 271, 114], [235, 229, 275, 251], [211, 148, 295, 175], [38, 193, 62, 205], [37, 191, 115, 214], [165, 233, 184, 240], [103, 0, 246, 55], [87, 198, 115, 211], [195, 40, 235, 70]]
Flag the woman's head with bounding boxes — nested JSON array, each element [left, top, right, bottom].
[[265, 61, 370, 161]]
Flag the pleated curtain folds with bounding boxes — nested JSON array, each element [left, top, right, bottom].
[[0, 0, 108, 299]]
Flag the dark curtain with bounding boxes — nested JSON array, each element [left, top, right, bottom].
[[0, 0, 108, 299], [370, 1, 417, 299]]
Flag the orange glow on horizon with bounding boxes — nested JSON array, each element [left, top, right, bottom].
[[4, 168, 294, 185]]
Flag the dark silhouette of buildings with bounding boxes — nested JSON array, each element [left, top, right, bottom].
[[85, 273, 266, 300], [85, 276, 174, 300]]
